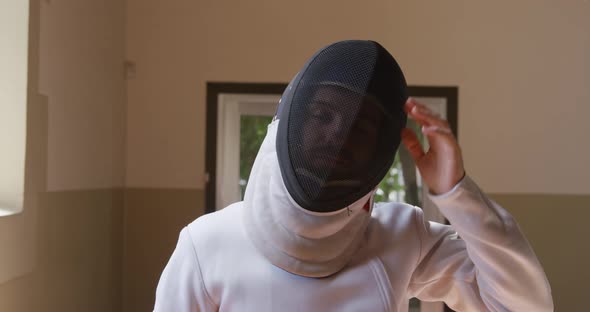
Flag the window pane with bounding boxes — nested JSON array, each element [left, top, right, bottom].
[[239, 115, 273, 199], [0, 0, 29, 215], [374, 119, 425, 206]]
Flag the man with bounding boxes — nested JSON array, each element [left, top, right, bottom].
[[154, 40, 553, 311]]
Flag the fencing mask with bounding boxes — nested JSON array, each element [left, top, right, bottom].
[[276, 40, 408, 213]]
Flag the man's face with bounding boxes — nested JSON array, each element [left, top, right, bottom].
[[301, 86, 383, 180]]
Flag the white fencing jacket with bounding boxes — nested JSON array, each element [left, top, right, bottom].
[[154, 120, 553, 312]]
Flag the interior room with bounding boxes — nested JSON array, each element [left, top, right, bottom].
[[1, 0, 588, 311]]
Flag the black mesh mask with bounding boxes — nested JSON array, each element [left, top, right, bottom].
[[276, 40, 408, 213]]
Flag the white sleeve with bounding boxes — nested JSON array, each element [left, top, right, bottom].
[[154, 227, 217, 312], [408, 176, 553, 311]]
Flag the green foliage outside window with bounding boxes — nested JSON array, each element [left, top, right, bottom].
[[374, 119, 424, 206], [240, 116, 274, 199]]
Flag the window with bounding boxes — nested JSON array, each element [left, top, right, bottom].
[[0, 0, 29, 216], [212, 92, 279, 210], [0, 0, 35, 286]]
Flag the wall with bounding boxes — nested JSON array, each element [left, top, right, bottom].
[[0, 0, 126, 311], [126, 0, 590, 311], [123, 188, 204, 312], [39, 0, 126, 191], [0, 189, 124, 312], [492, 193, 590, 311]]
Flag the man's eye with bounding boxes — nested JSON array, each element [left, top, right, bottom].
[[311, 110, 322, 117], [311, 109, 328, 120]]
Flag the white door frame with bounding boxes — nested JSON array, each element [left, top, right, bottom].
[[215, 93, 280, 211]]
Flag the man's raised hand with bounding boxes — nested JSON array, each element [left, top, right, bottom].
[[401, 97, 465, 195]]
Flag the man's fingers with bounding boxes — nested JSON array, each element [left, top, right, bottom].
[[421, 125, 455, 150], [405, 98, 448, 128], [422, 126, 453, 147], [410, 105, 449, 128], [404, 97, 416, 114], [401, 128, 425, 162], [405, 98, 437, 115], [422, 125, 452, 135]]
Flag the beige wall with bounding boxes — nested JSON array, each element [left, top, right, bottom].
[[492, 194, 590, 312], [123, 188, 204, 312], [0, 189, 124, 312], [40, 0, 126, 191]]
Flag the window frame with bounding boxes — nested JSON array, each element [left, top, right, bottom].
[[205, 82, 287, 213], [214, 93, 279, 210]]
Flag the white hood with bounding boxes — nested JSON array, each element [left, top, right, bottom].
[[243, 119, 374, 278]]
